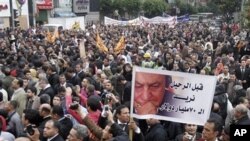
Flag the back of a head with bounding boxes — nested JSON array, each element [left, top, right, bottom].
[[87, 95, 101, 111], [40, 94, 51, 104], [9, 100, 19, 110], [23, 109, 40, 126], [235, 104, 248, 116], [52, 105, 64, 118], [73, 124, 89, 140]]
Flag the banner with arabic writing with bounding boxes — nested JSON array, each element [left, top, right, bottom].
[[131, 66, 217, 125]]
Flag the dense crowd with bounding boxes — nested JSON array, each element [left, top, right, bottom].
[[0, 21, 250, 141]]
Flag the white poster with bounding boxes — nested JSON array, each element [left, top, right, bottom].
[[72, 0, 89, 13], [0, 0, 10, 17], [131, 66, 217, 125]]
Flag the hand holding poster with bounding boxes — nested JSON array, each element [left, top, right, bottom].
[[131, 66, 217, 125]]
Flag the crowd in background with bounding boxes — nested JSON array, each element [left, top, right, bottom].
[[0, 21, 250, 141]]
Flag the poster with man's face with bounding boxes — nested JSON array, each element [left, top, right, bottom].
[[131, 66, 217, 125]]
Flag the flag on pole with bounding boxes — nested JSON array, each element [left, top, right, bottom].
[[96, 33, 108, 53], [114, 36, 125, 55]]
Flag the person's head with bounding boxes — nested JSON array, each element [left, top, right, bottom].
[[39, 77, 49, 89], [223, 65, 229, 74], [82, 77, 90, 88], [67, 124, 89, 141], [43, 120, 61, 138], [220, 126, 230, 141], [87, 96, 101, 112], [39, 103, 51, 117], [57, 86, 66, 97], [146, 118, 160, 126], [52, 95, 61, 106], [15, 137, 31, 141], [4, 100, 18, 112], [40, 94, 51, 104], [200, 69, 206, 75], [59, 74, 66, 84], [22, 109, 39, 127], [184, 124, 198, 136], [51, 105, 64, 120], [26, 86, 37, 98], [238, 97, 249, 108], [11, 78, 23, 90], [206, 56, 212, 63], [202, 118, 222, 141], [240, 60, 246, 67], [102, 124, 113, 140], [75, 63, 83, 73], [115, 105, 130, 123], [234, 104, 249, 120], [134, 72, 166, 114], [105, 80, 113, 92], [86, 84, 95, 96]]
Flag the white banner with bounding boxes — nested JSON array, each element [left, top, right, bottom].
[[104, 16, 177, 27], [131, 66, 217, 125]]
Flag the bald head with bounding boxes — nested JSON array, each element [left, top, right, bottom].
[[15, 137, 31, 141]]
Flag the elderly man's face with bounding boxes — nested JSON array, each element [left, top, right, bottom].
[[67, 129, 81, 141], [43, 121, 58, 138], [134, 72, 165, 114]]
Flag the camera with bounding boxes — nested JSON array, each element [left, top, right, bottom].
[[69, 103, 79, 110], [106, 93, 112, 98], [104, 105, 109, 111], [101, 105, 109, 117], [186, 134, 193, 140], [26, 125, 35, 135]]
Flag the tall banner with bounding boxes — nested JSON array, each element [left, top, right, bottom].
[[79, 39, 86, 58], [114, 36, 125, 55], [131, 66, 217, 125], [96, 33, 108, 53]]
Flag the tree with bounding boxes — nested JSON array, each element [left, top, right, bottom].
[[244, 0, 250, 28], [122, 0, 141, 18], [142, 0, 168, 18], [100, 0, 114, 17], [211, 0, 241, 14]]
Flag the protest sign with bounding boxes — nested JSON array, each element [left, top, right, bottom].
[[131, 66, 217, 125]]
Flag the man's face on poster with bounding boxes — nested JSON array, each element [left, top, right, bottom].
[[134, 72, 165, 115]]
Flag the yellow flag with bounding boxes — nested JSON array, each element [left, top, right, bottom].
[[114, 36, 125, 55], [96, 33, 108, 53]]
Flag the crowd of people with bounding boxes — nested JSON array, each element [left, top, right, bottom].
[[0, 20, 250, 141]]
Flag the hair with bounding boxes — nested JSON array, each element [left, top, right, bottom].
[[9, 100, 19, 109], [115, 105, 128, 116], [47, 120, 61, 133], [235, 104, 248, 116], [72, 124, 89, 140], [87, 84, 95, 94], [23, 109, 39, 126], [40, 94, 51, 104], [39, 76, 49, 84], [27, 86, 37, 95], [238, 97, 248, 105], [41, 105, 51, 114], [16, 78, 24, 87], [87, 96, 101, 111], [52, 105, 64, 118], [206, 118, 222, 133], [58, 86, 66, 93]]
